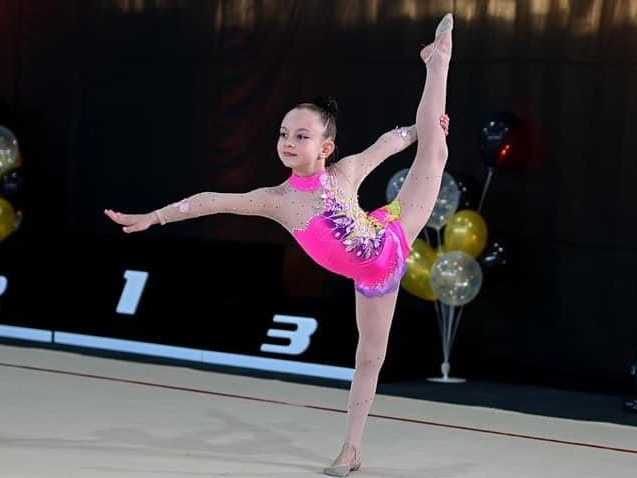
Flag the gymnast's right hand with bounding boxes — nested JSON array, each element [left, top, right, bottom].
[[104, 208, 157, 233]]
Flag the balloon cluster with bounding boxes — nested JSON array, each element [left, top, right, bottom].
[[388, 170, 489, 306], [385, 111, 521, 381], [0, 125, 23, 242], [387, 112, 520, 307]]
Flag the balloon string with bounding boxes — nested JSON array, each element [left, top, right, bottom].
[[449, 305, 464, 354], [435, 301, 444, 349], [478, 166, 494, 213], [444, 305, 452, 362], [441, 304, 455, 363], [423, 227, 431, 244]]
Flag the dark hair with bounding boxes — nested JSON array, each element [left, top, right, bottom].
[[293, 95, 340, 164], [296, 95, 338, 140]]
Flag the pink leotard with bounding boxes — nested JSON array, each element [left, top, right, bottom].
[[288, 169, 410, 297]]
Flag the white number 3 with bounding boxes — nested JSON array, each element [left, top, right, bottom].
[[260, 314, 318, 355]]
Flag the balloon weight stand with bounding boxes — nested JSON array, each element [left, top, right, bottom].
[[428, 361, 467, 383], [428, 303, 467, 383]]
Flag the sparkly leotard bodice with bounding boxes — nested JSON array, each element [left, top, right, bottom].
[[287, 169, 410, 297]]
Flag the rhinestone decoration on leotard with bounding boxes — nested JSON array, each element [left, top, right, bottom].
[[319, 173, 387, 260]]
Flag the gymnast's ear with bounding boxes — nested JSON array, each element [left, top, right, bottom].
[[320, 139, 335, 159]]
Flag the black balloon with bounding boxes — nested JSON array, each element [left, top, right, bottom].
[[479, 238, 510, 270], [0, 169, 23, 199], [480, 111, 523, 168]]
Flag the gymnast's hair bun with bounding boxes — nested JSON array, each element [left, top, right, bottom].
[[312, 95, 338, 118]]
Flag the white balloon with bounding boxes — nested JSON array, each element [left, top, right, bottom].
[[426, 171, 460, 230], [0, 125, 20, 178], [429, 251, 483, 306], [385, 168, 409, 203]]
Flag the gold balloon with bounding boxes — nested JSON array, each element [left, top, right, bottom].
[[401, 238, 438, 301], [0, 197, 17, 242], [443, 209, 488, 258], [0, 126, 20, 180]]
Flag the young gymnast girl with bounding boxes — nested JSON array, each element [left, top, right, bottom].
[[105, 12, 453, 476]]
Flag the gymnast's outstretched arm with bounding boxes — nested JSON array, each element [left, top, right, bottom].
[[104, 187, 282, 233]]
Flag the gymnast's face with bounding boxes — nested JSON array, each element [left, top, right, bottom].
[[277, 108, 334, 175]]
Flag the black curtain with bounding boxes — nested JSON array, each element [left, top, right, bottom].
[[1, 0, 636, 392]]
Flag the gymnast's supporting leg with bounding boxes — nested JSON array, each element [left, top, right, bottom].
[[324, 290, 399, 476], [398, 13, 453, 244], [324, 14, 454, 477]]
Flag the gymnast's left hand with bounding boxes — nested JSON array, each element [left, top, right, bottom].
[[104, 209, 157, 233]]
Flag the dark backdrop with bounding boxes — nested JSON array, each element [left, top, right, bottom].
[[1, 0, 636, 394]]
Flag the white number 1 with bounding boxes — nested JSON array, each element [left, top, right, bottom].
[[116, 270, 149, 315]]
